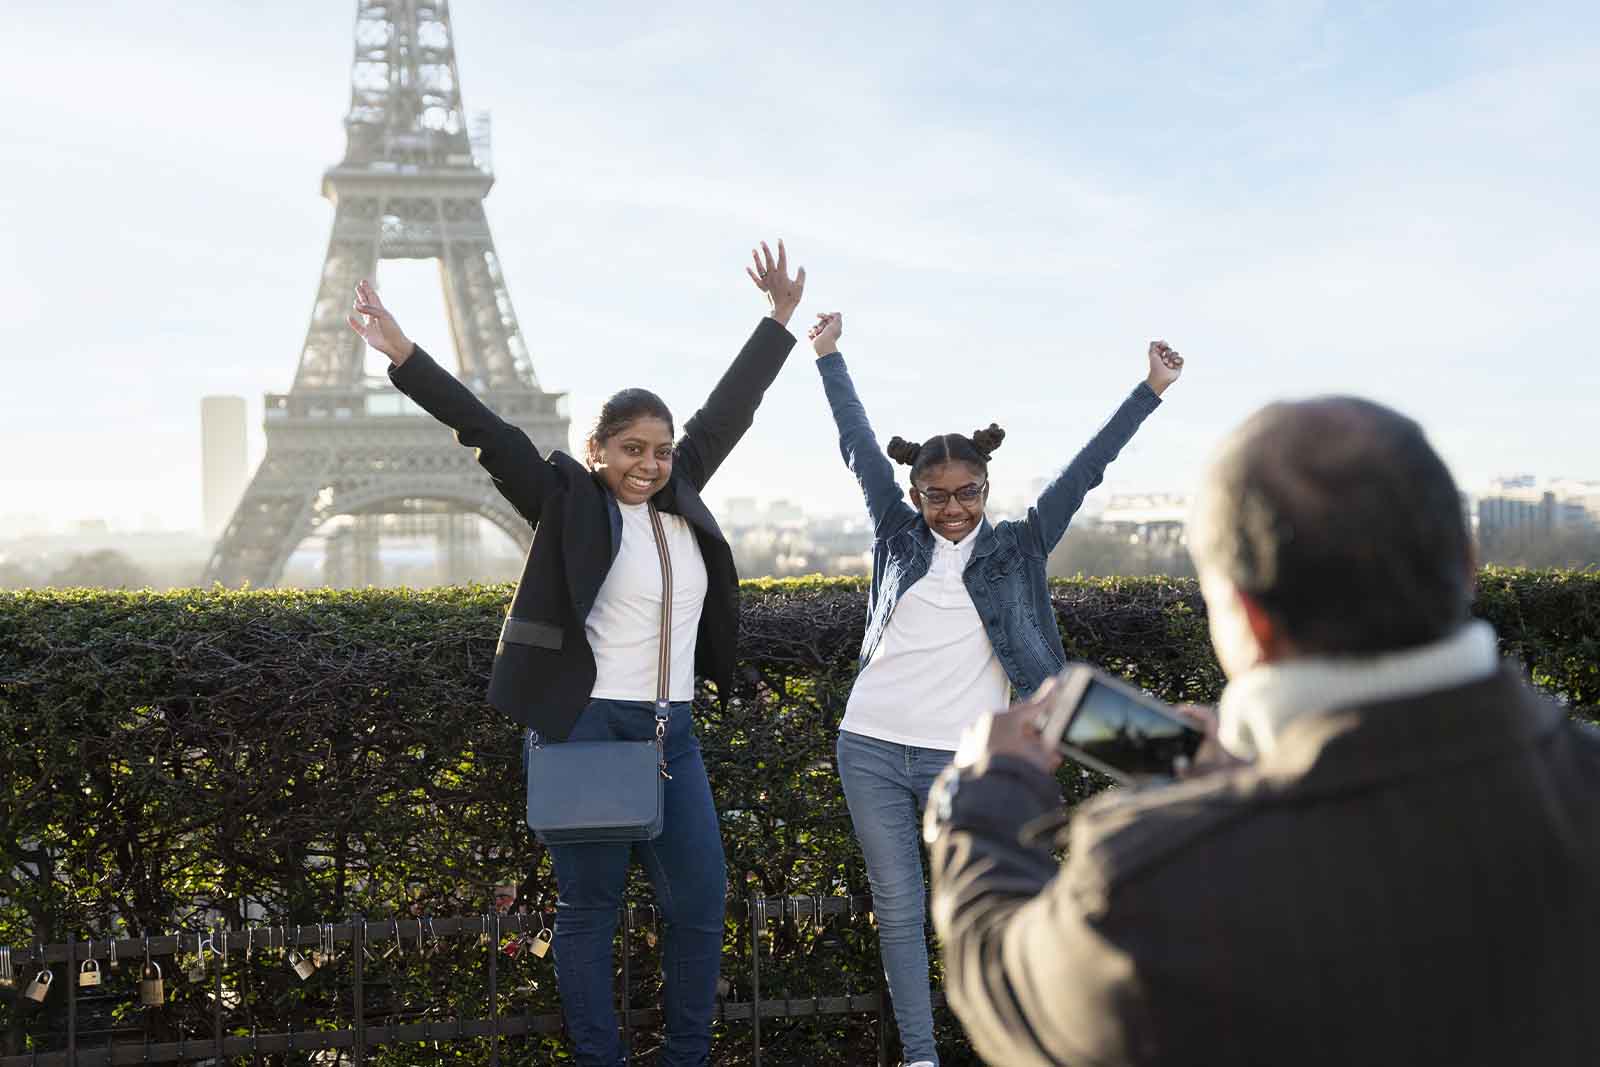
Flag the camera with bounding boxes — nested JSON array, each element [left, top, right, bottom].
[[1033, 665, 1205, 784]]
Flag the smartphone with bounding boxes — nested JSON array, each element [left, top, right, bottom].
[[1033, 665, 1205, 785]]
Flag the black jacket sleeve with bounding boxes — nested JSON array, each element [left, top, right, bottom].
[[926, 758, 1127, 1067], [387, 345, 555, 525], [673, 317, 796, 492]]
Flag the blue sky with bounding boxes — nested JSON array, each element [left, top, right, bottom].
[[4, 0, 1596, 531]]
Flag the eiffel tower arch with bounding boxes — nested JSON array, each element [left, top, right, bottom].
[[205, 0, 566, 587]]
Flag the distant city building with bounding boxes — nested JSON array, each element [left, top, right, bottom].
[[1476, 476, 1598, 547], [1547, 479, 1600, 526], [201, 396, 249, 536], [1096, 493, 1191, 545], [1477, 492, 1556, 545], [766, 499, 805, 526]]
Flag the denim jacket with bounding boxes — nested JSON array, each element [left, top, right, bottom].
[[816, 352, 1163, 699]]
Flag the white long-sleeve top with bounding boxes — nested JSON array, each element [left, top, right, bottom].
[[586, 501, 709, 702], [840, 528, 1010, 750]]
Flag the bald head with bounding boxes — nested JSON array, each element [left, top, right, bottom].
[[1190, 397, 1473, 656]]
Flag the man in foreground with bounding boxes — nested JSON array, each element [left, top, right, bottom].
[[924, 396, 1600, 1066]]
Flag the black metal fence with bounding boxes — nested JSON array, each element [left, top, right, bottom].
[[0, 893, 935, 1067]]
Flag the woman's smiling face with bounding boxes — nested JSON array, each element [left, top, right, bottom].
[[591, 416, 675, 504]]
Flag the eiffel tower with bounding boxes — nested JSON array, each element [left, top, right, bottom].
[[205, 0, 565, 587]]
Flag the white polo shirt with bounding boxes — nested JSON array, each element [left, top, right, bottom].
[[587, 501, 708, 703], [839, 529, 1010, 750]]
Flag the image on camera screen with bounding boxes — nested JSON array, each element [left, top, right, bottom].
[[1065, 682, 1203, 780]]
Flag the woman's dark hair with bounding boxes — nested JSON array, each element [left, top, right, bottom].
[[585, 388, 674, 466], [886, 424, 1006, 482]]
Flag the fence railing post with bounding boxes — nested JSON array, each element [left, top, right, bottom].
[[351, 918, 365, 1067], [488, 914, 500, 1067], [749, 894, 763, 1067], [213, 923, 225, 1063], [65, 932, 76, 1067], [619, 905, 632, 1060]]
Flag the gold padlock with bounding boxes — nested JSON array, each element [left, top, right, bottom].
[[288, 950, 316, 981], [24, 969, 54, 1003], [528, 928, 553, 959], [78, 959, 102, 988], [139, 962, 164, 1007]]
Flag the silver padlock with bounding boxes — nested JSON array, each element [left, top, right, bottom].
[[528, 928, 553, 959], [187, 933, 207, 982], [78, 959, 102, 988], [24, 969, 53, 1003], [288, 950, 315, 981], [139, 962, 164, 1007]]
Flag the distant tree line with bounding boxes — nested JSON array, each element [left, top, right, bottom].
[[4, 525, 1596, 591], [1476, 525, 1600, 570]]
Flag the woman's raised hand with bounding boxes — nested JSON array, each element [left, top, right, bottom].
[[1146, 340, 1184, 396], [347, 280, 416, 366], [808, 311, 843, 357], [746, 239, 805, 328]]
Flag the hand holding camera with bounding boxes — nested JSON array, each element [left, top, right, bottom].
[[956, 665, 1213, 786]]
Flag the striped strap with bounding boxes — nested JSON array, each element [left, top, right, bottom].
[[646, 503, 673, 705]]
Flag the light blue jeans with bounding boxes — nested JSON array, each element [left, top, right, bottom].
[[836, 729, 952, 1067]]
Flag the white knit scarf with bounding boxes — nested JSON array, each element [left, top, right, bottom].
[[1217, 621, 1501, 761]]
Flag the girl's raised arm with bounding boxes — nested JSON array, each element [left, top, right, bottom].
[[811, 312, 918, 538], [1027, 341, 1184, 554]]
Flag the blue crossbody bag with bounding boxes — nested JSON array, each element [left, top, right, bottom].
[[524, 502, 675, 844]]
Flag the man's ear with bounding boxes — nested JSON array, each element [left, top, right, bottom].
[[1237, 589, 1293, 661]]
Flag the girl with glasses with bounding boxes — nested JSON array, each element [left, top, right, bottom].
[[806, 310, 1183, 1067]]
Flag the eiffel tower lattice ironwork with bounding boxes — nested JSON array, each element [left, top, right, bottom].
[[205, 0, 565, 587]]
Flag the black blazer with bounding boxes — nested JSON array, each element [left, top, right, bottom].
[[389, 317, 796, 740]]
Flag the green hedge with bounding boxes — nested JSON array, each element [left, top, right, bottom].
[[0, 569, 1594, 1064]]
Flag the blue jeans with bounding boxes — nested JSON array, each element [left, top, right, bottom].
[[836, 729, 953, 1067], [534, 699, 727, 1067]]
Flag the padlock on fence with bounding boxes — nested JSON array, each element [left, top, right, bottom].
[[78, 959, 102, 988], [25, 969, 53, 1004], [139, 962, 164, 1006], [288, 949, 316, 981]]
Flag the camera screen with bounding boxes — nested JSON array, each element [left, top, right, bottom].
[[1064, 680, 1204, 779]]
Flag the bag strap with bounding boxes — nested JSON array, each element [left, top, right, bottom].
[[646, 502, 674, 781]]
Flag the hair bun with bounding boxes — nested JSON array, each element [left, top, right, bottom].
[[886, 436, 923, 466], [970, 423, 1006, 458]]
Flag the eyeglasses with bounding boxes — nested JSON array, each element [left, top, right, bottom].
[[915, 482, 987, 508]]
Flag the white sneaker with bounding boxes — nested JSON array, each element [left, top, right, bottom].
[[905, 1061, 937, 1067]]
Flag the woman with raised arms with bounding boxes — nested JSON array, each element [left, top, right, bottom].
[[348, 241, 806, 1067]]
